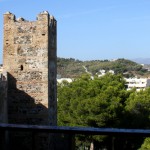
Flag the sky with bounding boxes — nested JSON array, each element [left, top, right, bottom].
[[0, 0, 150, 63]]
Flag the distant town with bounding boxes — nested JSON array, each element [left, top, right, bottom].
[[57, 64, 150, 91]]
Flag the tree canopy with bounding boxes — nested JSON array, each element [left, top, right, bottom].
[[57, 73, 150, 149]]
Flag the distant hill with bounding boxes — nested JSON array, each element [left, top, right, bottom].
[[131, 58, 150, 65], [57, 57, 150, 78]]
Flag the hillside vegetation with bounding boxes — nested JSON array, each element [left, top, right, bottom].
[[57, 57, 150, 78]]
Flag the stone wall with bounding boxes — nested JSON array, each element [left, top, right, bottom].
[[0, 72, 7, 123], [3, 11, 57, 126], [0, 72, 8, 150]]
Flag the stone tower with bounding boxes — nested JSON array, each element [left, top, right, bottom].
[[3, 11, 57, 126]]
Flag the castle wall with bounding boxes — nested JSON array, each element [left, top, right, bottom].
[[3, 11, 57, 126], [0, 72, 7, 123]]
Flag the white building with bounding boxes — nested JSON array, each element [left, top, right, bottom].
[[108, 70, 114, 74], [98, 69, 114, 77], [57, 78, 73, 83], [125, 78, 150, 91]]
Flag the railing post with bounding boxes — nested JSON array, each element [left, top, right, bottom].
[[32, 131, 36, 150], [4, 130, 9, 150], [112, 136, 115, 150], [68, 134, 75, 150]]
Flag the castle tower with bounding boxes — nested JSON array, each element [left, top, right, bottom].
[[3, 11, 57, 126]]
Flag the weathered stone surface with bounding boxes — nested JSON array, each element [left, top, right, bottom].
[[14, 35, 32, 44], [26, 58, 48, 69], [17, 46, 48, 57], [3, 12, 57, 126], [17, 71, 42, 81], [17, 25, 36, 33]]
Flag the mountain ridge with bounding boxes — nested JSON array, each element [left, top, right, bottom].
[[131, 58, 150, 64], [57, 57, 150, 78]]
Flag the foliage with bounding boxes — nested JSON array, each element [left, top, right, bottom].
[[57, 57, 85, 78], [58, 74, 126, 148], [139, 138, 150, 150], [57, 57, 149, 78], [57, 73, 150, 149], [58, 73, 126, 127], [125, 88, 150, 129]]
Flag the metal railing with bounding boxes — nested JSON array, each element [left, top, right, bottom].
[[1, 123, 150, 150]]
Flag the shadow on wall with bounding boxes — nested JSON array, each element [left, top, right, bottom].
[[0, 73, 7, 123], [0, 73, 71, 150], [7, 73, 48, 125], [7, 73, 49, 150], [0, 73, 8, 150]]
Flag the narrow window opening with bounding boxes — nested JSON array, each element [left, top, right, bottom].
[[42, 33, 45, 36], [20, 65, 23, 71]]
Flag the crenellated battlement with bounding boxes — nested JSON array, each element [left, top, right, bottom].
[[4, 11, 56, 23]]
